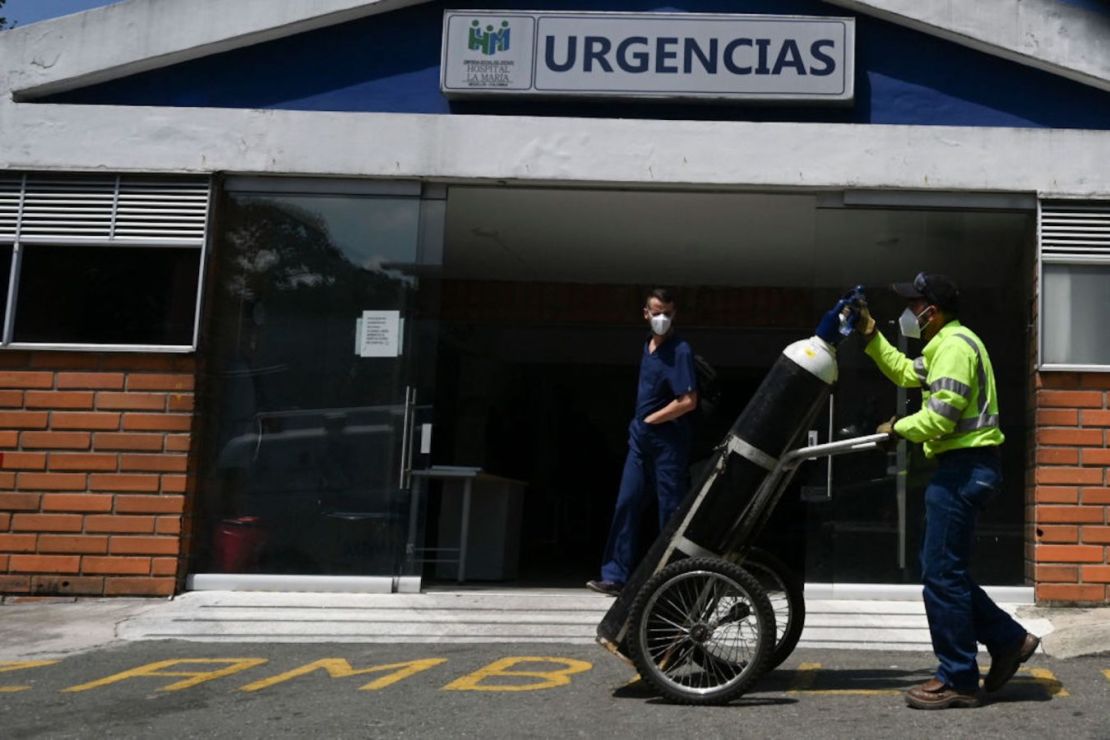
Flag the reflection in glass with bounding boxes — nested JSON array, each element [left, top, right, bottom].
[[1043, 263, 1110, 366], [195, 191, 421, 576]]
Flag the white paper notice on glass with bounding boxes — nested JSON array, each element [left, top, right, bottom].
[[355, 310, 402, 358]]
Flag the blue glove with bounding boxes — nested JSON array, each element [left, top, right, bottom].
[[815, 297, 852, 345]]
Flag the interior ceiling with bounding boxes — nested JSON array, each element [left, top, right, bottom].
[[443, 187, 1033, 288]]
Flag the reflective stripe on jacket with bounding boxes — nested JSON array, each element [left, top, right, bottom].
[[863, 320, 1004, 458]]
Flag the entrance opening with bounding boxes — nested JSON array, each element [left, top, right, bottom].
[[431, 186, 1034, 588]]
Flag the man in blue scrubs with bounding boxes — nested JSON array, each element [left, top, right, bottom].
[[587, 288, 699, 596]]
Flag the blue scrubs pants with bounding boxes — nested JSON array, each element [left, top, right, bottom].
[[600, 422, 690, 585], [921, 448, 1026, 691]]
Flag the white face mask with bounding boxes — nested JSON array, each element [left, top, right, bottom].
[[898, 306, 932, 339], [649, 313, 673, 336]]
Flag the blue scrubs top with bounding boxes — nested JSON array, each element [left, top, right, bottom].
[[633, 335, 698, 439]]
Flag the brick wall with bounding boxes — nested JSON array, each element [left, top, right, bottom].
[[1030, 374, 1110, 604], [0, 352, 196, 597]]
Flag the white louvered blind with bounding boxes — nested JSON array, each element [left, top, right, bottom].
[[0, 174, 210, 245], [1040, 200, 1110, 262]]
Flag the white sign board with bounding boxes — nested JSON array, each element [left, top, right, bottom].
[[355, 310, 402, 358], [442, 11, 854, 102]]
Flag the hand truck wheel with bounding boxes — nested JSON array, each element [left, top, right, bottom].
[[627, 557, 775, 705], [734, 548, 806, 670]]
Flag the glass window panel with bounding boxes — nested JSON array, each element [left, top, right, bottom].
[[13, 246, 200, 345], [1043, 263, 1110, 366], [0, 246, 10, 328]]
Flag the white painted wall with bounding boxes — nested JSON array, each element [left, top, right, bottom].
[[2, 103, 1110, 197]]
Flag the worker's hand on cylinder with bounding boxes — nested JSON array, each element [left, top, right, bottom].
[[856, 305, 876, 338], [876, 415, 900, 450]]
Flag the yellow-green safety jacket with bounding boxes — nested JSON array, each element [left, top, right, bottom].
[[863, 320, 1004, 458]]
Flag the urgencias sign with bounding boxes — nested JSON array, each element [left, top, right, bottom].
[[441, 11, 855, 103]]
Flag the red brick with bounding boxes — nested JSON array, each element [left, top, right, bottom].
[[49, 453, 118, 472], [1037, 448, 1079, 465], [0, 512, 9, 530], [1036, 525, 1079, 544], [11, 514, 82, 532], [1081, 448, 1110, 466], [167, 394, 194, 412], [56, 372, 124, 390], [0, 390, 23, 407], [1081, 566, 1110, 583], [1036, 373, 1083, 390], [20, 431, 91, 450], [119, 454, 187, 473], [95, 392, 167, 411], [30, 575, 105, 595], [1037, 390, 1104, 408], [104, 577, 174, 596], [0, 352, 30, 369], [1036, 429, 1103, 446], [1035, 564, 1078, 582], [122, 414, 192, 432], [0, 492, 42, 511], [1080, 410, 1110, 427], [0, 411, 49, 429], [41, 494, 114, 513], [1036, 467, 1104, 485], [1038, 505, 1105, 524], [1036, 408, 1079, 426], [1, 452, 47, 470], [100, 355, 178, 372], [0, 471, 14, 489], [29, 352, 97, 370], [93, 433, 163, 452], [161, 475, 187, 494], [1030, 488, 1074, 505], [88, 473, 159, 492], [0, 430, 18, 447], [24, 391, 95, 410], [165, 434, 191, 452], [1083, 488, 1110, 505], [51, 412, 121, 431], [0, 533, 38, 552], [85, 515, 154, 534], [127, 374, 194, 392], [38, 535, 109, 554], [151, 557, 178, 576], [1035, 544, 1104, 562], [1081, 526, 1110, 544], [0, 553, 7, 568], [109, 536, 179, 556], [1037, 583, 1107, 603], [114, 495, 185, 514], [81, 556, 151, 575], [9, 554, 80, 573], [0, 372, 53, 389], [0, 575, 31, 593], [155, 516, 181, 535], [16, 472, 87, 491]]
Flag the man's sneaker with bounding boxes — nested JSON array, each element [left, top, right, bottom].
[[984, 633, 1040, 692], [905, 678, 981, 710], [585, 579, 622, 597]]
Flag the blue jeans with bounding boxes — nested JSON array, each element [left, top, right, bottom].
[[600, 422, 690, 585], [921, 448, 1026, 691]]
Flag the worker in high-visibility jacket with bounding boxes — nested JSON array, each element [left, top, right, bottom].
[[856, 273, 1039, 710]]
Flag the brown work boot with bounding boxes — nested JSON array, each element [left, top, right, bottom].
[[905, 678, 980, 709], [984, 633, 1040, 693]]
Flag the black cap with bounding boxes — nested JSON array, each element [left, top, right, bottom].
[[892, 272, 960, 312]]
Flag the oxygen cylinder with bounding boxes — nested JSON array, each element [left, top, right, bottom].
[[597, 334, 838, 653]]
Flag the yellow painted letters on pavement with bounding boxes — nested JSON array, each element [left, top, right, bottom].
[[443, 657, 592, 692], [0, 660, 60, 693], [239, 658, 447, 692], [62, 658, 268, 693]]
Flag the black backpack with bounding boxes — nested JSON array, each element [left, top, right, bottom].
[[693, 354, 722, 418]]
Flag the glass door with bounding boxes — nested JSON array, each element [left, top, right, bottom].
[[193, 178, 441, 581]]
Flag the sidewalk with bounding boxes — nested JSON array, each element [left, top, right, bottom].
[[2, 588, 1106, 662]]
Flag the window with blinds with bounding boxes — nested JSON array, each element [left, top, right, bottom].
[[0, 173, 211, 350], [1039, 200, 1110, 369]]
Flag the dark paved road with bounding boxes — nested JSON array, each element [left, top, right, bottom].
[[2, 642, 1109, 738]]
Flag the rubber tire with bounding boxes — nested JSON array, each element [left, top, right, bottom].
[[739, 549, 806, 670], [627, 557, 775, 705]]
